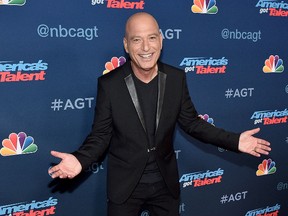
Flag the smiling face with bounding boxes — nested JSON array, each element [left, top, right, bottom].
[[123, 13, 163, 79]]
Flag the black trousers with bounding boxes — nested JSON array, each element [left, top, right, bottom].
[[108, 180, 180, 216]]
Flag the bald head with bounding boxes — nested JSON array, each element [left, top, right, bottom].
[[124, 12, 160, 39]]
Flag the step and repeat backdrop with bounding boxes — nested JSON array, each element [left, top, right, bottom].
[[0, 0, 287, 215]]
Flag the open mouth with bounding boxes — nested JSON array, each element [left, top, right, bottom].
[[139, 53, 153, 59]]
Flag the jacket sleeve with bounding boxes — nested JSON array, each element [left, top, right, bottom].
[[72, 77, 113, 170], [177, 74, 240, 152]]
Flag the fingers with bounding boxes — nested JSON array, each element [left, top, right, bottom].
[[48, 165, 61, 178], [250, 150, 261, 157], [258, 139, 270, 147], [256, 138, 271, 152], [48, 151, 81, 179], [251, 140, 271, 157], [242, 128, 272, 158], [48, 166, 73, 179], [254, 147, 269, 156], [49, 151, 67, 178]]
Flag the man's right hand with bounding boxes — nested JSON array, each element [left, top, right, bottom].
[[48, 150, 82, 179]]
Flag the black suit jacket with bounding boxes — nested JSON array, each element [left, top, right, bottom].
[[73, 61, 240, 204]]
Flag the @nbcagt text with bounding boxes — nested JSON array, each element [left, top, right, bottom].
[[37, 24, 99, 41], [221, 28, 261, 42], [51, 97, 94, 111], [86, 162, 104, 174]]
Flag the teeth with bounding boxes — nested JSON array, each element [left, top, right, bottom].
[[140, 54, 152, 58]]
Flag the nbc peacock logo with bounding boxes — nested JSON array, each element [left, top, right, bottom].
[[0, 132, 38, 156], [199, 114, 215, 126], [256, 158, 276, 176], [0, 0, 26, 6], [263, 55, 284, 73], [191, 0, 218, 14], [103, 56, 126, 75]]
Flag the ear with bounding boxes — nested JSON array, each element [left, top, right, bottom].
[[123, 37, 129, 53]]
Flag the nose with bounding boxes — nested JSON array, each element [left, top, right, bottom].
[[142, 39, 150, 51]]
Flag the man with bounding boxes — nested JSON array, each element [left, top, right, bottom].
[[48, 12, 271, 216]]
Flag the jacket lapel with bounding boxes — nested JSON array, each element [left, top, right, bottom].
[[124, 74, 146, 132], [123, 62, 167, 134], [155, 71, 166, 132]]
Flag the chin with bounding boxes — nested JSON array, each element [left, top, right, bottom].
[[140, 62, 157, 69]]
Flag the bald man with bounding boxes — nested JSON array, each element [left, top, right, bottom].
[[49, 12, 271, 216]]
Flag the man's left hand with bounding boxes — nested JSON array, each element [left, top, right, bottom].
[[238, 128, 271, 157]]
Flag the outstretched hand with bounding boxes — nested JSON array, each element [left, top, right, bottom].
[[238, 128, 271, 157], [48, 151, 82, 179]]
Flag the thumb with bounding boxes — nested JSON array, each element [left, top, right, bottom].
[[245, 128, 260, 136], [50, 150, 66, 160]]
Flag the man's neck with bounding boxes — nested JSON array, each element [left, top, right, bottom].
[[131, 64, 158, 84]]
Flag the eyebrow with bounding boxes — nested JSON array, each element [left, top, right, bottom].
[[129, 33, 160, 39]]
